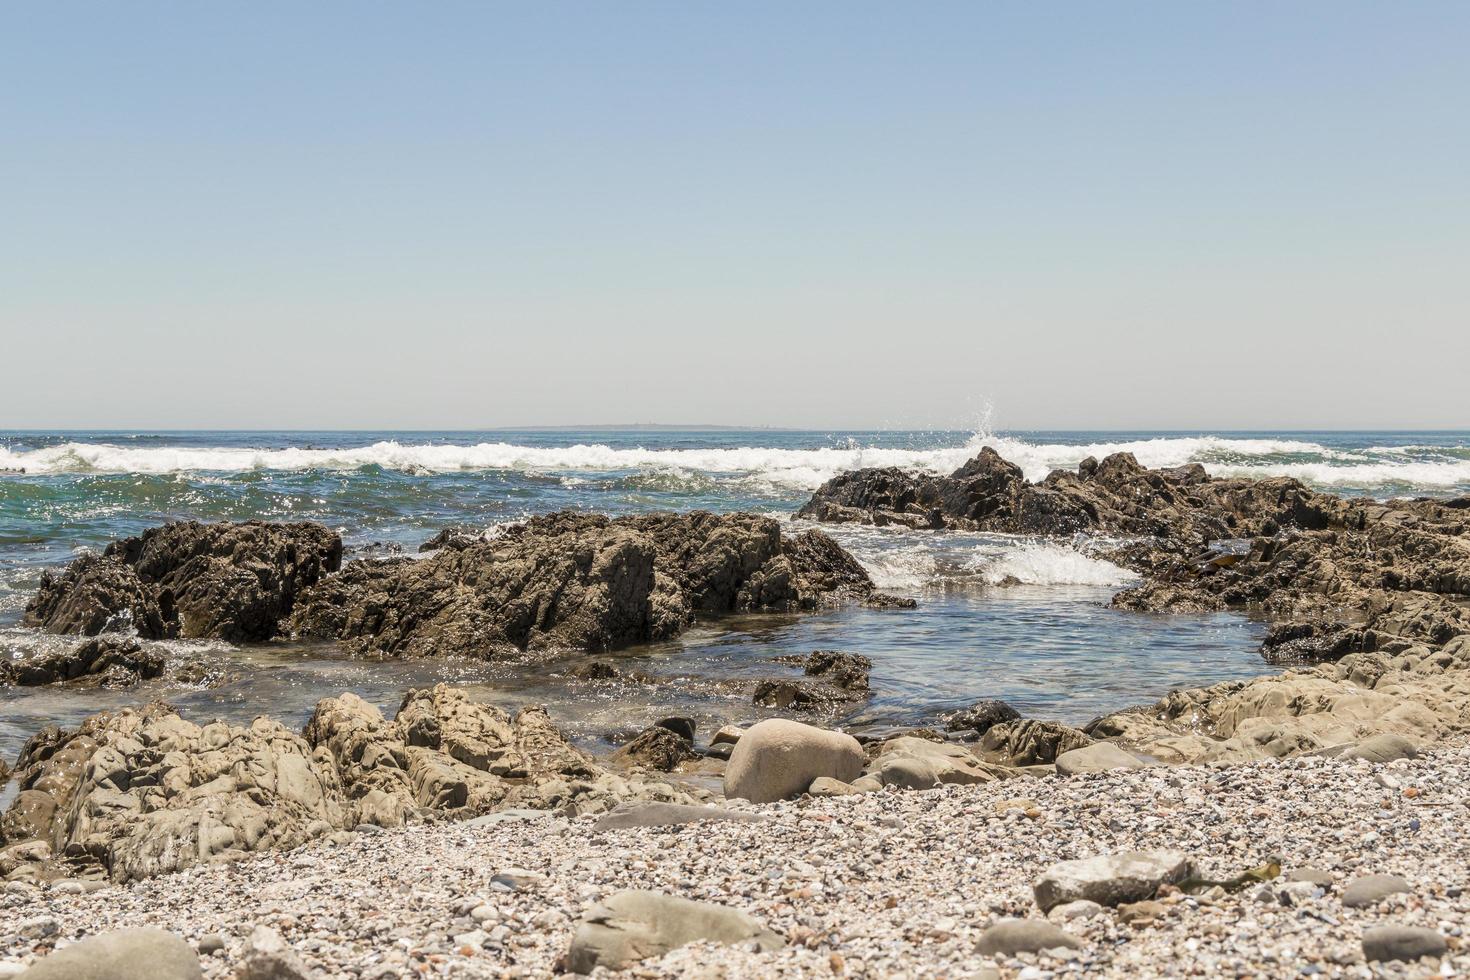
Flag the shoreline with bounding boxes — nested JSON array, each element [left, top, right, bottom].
[[4, 744, 1466, 977]]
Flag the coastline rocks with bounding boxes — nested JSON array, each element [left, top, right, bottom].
[[1344, 733, 1419, 763], [1033, 851, 1194, 912], [944, 699, 1022, 738], [866, 735, 1014, 788], [291, 511, 889, 658], [0, 684, 696, 884], [980, 720, 1094, 767], [0, 638, 163, 689], [236, 925, 310, 980], [14, 928, 201, 980], [591, 803, 771, 832], [724, 719, 864, 804], [565, 890, 784, 973], [611, 726, 696, 772], [1361, 926, 1447, 963], [23, 521, 342, 642]]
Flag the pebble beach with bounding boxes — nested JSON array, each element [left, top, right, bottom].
[[5, 743, 1466, 978]]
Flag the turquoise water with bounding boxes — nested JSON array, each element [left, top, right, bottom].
[[2, 428, 1466, 761]]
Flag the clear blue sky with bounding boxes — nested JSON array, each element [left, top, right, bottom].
[[2, 3, 1467, 429]]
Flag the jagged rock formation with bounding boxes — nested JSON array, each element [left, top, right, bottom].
[[23, 521, 342, 642], [290, 510, 894, 658], [0, 637, 163, 689], [0, 684, 697, 885]]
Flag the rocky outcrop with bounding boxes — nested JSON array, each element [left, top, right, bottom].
[[0, 684, 697, 885], [0, 637, 163, 689], [1088, 635, 1470, 764], [23, 521, 342, 642], [291, 510, 894, 659]]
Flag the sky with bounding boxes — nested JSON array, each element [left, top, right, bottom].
[[2, 3, 1467, 431]]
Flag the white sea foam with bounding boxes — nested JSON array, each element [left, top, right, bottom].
[[2, 434, 1467, 492], [974, 542, 1135, 587]]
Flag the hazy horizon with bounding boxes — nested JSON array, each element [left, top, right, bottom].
[[3, 3, 1468, 431]]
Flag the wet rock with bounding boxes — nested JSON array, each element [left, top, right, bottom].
[[710, 725, 746, 746], [653, 717, 697, 743], [292, 511, 881, 658], [16, 927, 202, 980], [974, 918, 1080, 956], [774, 650, 871, 691], [1055, 742, 1150, 776], [1361, 925, 1447, 963], [1341, 873, 1412, 908], [724, 719, 865, 804], [565, 890, 784, 973], [611, 726, 697, 772], [1034, 851, 1194, 912], [24, 521, 342, 642], [0, 637, 163, 689], [943, 699, 1021, 737], [751, 678, 858, 713], [418, 526, 487, 552]]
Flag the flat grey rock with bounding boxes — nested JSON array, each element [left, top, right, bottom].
[[565, 889, 784, 973], [1341, 873, 1412, 908], [18, 928, 201, 980], [593, 803, 771, 832], [1034, 851, 1193, 912], [1055, 742, 1149, 776], [1362, 925, 1447, 962], [462, 808, 551, 828], [975, 918, 1080, 956], [1344, 734, 1419, 764]]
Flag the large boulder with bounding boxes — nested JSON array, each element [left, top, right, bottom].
[[24, 521, 342, 642], [565, 890, 784, 973], [723, 719, 864, 804], [0, 684, 697, 884], [291, 511, 885, 658], [866, 735, 1015, 789], [15, 927, 201, 980]]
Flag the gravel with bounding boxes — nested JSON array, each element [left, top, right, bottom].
[[3, 745, 1468, 978]]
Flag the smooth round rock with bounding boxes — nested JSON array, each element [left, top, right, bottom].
[[1055, 742, 1148, 776], [724, 719, 864, 804], [18, 928, 202, 980], [1362, 925, 1447, 962], [1344, 734, 1419, 764], [1341, 873, 1412, 908]]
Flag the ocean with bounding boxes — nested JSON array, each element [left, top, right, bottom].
[[3, 428, 1468, 764]]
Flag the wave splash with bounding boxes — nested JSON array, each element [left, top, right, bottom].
[[3, 433, 1469, 493]]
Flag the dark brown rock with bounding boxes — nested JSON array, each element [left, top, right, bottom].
[[24, 521, 342, 642], [1, 637, 164, 689]]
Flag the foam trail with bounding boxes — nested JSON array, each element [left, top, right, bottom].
[[976, 543, 1135, 587]]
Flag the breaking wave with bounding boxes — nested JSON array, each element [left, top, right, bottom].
[[3, 433, 1468, 494]]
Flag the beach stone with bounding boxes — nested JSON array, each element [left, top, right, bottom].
[[877, 755, 941, 791], [724, 719, 864, 804], [1344, 734, 1419, 764], [196, 934, 227, 955], [1341, 873, 1412, 908], [704, 743, 733, 761], [1033, 851, 1194, 912], [1046, 900, 1105, 923], [710, 725, 746, 746], [18, 927, 202, 980], [592, 803, 771, 832], [1286, 867, 1335, 890], [850, 775, 883, 793], [236, 925, 309, 980], [808, 777, 858, 797], [981, 720, 1094, 766], [1055, 742, 1148, 776], [565, 889, 785, 973], [492, 868, 547, 891], [1362, 925, 1447, 963], [974, 919, 1080, 956]]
